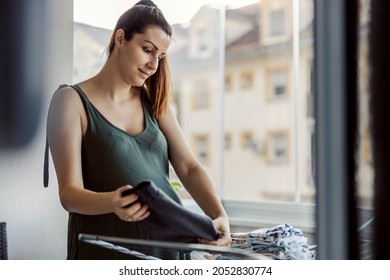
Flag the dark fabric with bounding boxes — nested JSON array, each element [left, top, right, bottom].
[[44, 84, 184, 259], [124, 181, 221, 243], [371, 0, 390, 259], [0, 222, 7, 260]]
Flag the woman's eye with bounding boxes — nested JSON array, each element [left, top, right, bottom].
[[143, 47, 152, 54]]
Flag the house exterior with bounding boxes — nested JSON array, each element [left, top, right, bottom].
[[168, 0, 316, 202]]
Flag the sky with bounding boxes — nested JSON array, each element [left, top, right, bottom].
[[73, 0, 259, 29]]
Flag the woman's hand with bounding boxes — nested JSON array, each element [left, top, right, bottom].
[[198, 216, 231, 247], [112, 185, 150, 222]]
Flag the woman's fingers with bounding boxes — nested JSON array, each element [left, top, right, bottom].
[[113, 185, 150, 221], [120, 201, 150, 222]]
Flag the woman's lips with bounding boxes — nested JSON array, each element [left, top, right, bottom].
[[139, 69, 149, 79]]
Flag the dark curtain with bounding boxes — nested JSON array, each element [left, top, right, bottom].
[[370, 0, 390, 260], [345, 0, 359, 260]]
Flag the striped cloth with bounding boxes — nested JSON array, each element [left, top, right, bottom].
[[230, 224, 316, 260]]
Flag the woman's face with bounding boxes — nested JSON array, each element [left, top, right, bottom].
[[117, 26, 170, 87]]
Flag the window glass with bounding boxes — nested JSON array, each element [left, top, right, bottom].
[[267, 131, 289, 164], [193, 82, 209, 109], [197, 29, 208, 53], [73, 0, 315, 205], [193, 134, 209, 165], [270, 9, 285, 37], [241, 131, 254, 149], [240, 71, 254, 90], [224, 132, 232, 150], [225, 74, 233, 92], [223, 0, 307, 203], [267, 69, 288, 100], [73, 0, 317, 243]]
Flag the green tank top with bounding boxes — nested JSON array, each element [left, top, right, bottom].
[[64, 85, 181, 259]]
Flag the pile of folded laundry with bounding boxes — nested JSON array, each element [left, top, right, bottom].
[[230, 223, 316, 260]]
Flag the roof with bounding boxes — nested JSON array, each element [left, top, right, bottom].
[[226, 26, 260, 54], [74, 22, 112, 47]]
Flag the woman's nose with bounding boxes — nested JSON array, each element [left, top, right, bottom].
[[147, 56, 158, 71]]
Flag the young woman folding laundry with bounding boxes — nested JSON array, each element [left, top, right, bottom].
[[45, 0, 230, 259]]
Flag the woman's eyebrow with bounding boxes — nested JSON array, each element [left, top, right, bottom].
[[144, 40, 158, 51]]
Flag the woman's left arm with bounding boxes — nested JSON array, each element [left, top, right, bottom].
[[158, 106, 231, 247]]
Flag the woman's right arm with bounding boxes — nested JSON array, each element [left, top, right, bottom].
[[47, 87, 148, 221]]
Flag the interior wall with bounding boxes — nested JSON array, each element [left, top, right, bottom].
[[0, 0, 73, 259]]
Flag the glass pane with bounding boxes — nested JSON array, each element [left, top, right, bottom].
[[169, 2, 223, 200], [222, 0, 314, 203], [270, 9, 285, 37]]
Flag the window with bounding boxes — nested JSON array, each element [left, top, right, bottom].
[[241, 131, 254, 149], [266, 68, 289, 101], [225, 74, 232, 92], [165, 0, 316, 243], [240, 71, 254, 90], [193, 134, 209, 164], [266, 131, 289, 165], [224, 132, 232, 150], [269, 9, 285, 37], [192, 81, 209, 109], [197, 29, 208, 53]]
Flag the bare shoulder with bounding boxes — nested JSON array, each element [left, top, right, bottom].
[[157, 105, 183, 138], [157, 105, 179, 132], [48, 86, 85, 118], [47, 85, 87, 130], [50, 85, 82, 108]]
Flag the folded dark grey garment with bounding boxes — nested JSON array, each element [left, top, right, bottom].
[[122, 181, 221, 243]]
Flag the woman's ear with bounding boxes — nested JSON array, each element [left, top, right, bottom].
[[114, 29, 126, 49]]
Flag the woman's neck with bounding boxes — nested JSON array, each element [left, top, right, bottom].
[[88, 62, 137, 103]]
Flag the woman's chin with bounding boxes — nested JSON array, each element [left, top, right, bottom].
[[131, 79, 146, 88]]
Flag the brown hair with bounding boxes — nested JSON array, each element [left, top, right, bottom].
[[107, 0, 172, 119]]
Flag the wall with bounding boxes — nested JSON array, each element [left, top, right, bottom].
[[0, 0, 73, 259]]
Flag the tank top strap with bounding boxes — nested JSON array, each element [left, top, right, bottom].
[[69, 84, 91, 113]]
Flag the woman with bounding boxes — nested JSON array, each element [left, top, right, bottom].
[[47, 0, 231, 259]]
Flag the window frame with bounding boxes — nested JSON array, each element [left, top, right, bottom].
[[265, 129, 291, 165], [265, 66, 290, 102], [192, 133, 210, 164]]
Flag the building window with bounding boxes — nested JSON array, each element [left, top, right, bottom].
[[240, 71, 254, 90], [193, 134, 209, 164], [267, 130, 289, 165], [225, 73, 232, 92], [197, 29, 208, 53], [266, 68, 288, 101], [192, 81, 209, 109], [224, 132, 232, 150], [241, 131, 254, 149], [269, 9, 285, 37]]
